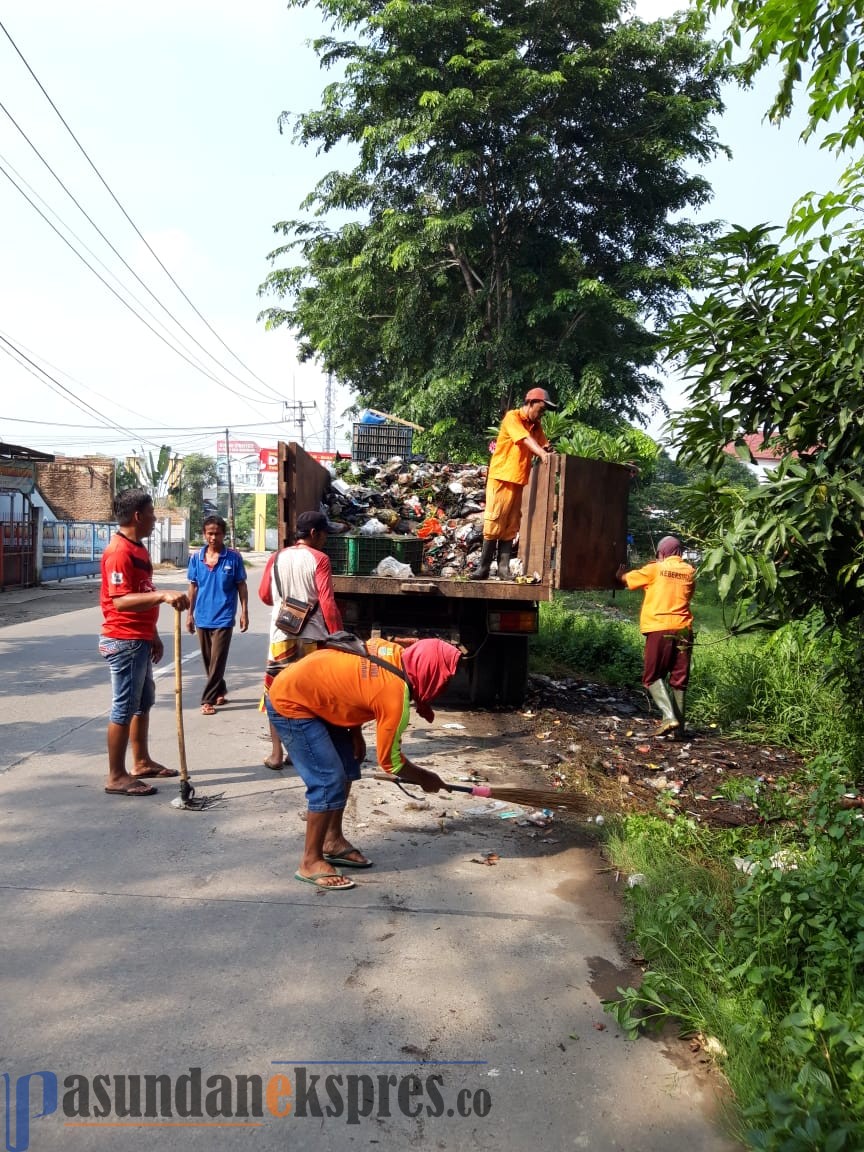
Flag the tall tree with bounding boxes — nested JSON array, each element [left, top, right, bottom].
[[177, 453, 218, 539], [260, 0, 725, 457]]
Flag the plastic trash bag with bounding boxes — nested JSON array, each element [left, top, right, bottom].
[[359, 517, 388, 535], [375, 555, 414, 578]]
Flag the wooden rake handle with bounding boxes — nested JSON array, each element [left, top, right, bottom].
[[173, 610, 189, 784]]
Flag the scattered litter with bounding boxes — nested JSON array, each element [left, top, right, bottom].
[[627, 873, 646, 887], [733, 850, 796, 874], [498, 809, 524, 820], [470, 852, 500, 866], [441, 723, 466, 730], [463, 799, 511, 814], [525, 809, 554, 827]]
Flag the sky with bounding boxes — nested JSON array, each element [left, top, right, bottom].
[[0, 0, 849, 462]]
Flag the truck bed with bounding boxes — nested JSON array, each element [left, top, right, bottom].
[[331, 574, 553, 601]]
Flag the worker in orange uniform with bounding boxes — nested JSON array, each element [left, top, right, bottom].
[[617, 536, 696, 738], [266, 637, 461, 890], [471, 388, 557, 580]]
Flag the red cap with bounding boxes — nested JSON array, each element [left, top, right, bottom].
[[524, 388, 557, 409]]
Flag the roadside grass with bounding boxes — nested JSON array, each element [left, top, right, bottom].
[[533, 592, 864, 763], [532, 594, 864, 1148]]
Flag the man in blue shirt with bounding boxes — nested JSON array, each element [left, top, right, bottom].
[[186, 516, 249, 715]]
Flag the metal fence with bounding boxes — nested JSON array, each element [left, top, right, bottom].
[[41, 521, 114, 581], [41, 517, 189, 580]]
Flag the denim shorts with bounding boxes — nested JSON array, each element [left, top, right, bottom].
[[99, 637, 155, 725], [264, 700, 361, 812]]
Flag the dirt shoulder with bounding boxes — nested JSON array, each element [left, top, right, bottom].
[[512, 675, 803, 829]]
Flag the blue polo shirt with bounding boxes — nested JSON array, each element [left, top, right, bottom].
[[187, 547, 247, 629]]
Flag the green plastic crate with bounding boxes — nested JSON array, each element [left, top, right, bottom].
[[322, 536, 350, 575], [325, 534, 423, 575]]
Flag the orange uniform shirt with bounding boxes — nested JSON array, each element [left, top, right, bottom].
[[267, 639, 411, 773], [623, 555, 696, 633], [489, 409, 548, 487]]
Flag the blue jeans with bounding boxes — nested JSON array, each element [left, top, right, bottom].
[[265, 700, 360, 812], [99, 638, 155, 725]]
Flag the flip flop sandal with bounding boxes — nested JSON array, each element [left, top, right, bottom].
[[294, 871, 355, 891], [215, 697, 228, 706], [105, 782, 158, 797], [201, 704, 217, 715], [323, 852, 374, 869], [132, 766, 180, 778]]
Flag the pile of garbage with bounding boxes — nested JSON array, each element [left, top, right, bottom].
[[323, 457, 493, 577]]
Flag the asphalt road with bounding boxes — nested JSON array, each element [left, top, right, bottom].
[[0, 572, 741, 1151]]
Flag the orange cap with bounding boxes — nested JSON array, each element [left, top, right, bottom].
[[524, 388, 557, 409]]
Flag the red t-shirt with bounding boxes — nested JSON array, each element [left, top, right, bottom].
[[100, 532, 159, 640]]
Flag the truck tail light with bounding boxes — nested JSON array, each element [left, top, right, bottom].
[[487, 609, 538, 634]]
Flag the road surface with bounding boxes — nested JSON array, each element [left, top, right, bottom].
[[0, 569, 740, 1151]]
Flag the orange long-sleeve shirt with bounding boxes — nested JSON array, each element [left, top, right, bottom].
[[488, 408, 549, 487], [623, 555, 696, 633], [267, 639, 411, 773]]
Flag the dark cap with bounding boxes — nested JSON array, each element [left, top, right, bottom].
[[295, 510, 332, 538]]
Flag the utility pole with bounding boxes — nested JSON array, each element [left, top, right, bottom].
[[284, 400, 317, 447], [324, 372, 334, 452], [224, 427, 236, 547]]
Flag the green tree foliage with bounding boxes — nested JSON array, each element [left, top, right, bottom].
[[233, 493, 277, 547], [178, 453, 218, 540], [627, 448, 757, 561], [697, 0, 864, 152], [260, 0, 726, 456], [669, 218, 864, 629], [113, 459, 140, 495], [668, 0, 864, 637]]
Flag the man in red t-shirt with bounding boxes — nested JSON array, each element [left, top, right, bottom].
[[99, 489, 188, 796]]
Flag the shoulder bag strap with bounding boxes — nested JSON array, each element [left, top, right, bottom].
[[325, 640, 411, 689], [272, 551, 319, 613]]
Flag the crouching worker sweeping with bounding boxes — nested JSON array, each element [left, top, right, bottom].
[[266, 636, 462, 890], [617, 536, 696, 738]]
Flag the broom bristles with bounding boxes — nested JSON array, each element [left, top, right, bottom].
[[486, 785, 590, 813]]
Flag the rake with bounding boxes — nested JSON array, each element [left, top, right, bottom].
[[371, 771, 590, 814], [170, 610, 222, 811]]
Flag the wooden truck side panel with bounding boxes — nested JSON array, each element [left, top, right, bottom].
[[552, 455, 631, 591], [277, 442, 630, 596]]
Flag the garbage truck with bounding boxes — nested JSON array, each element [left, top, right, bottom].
[[276, 441, 631, 707]]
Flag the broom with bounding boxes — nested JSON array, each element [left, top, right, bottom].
[[371, 771, 590, 814]]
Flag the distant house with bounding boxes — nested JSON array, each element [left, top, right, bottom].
[[722, 433, 793, 483], [35, 454, 114, 522], [0, 441, 55, 588]]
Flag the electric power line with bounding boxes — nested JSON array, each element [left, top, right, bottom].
[[0, 98, 287, 407], [0, 16, 286, 402], [0, 156, 276, 420], [0, 333, 164, 448]]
